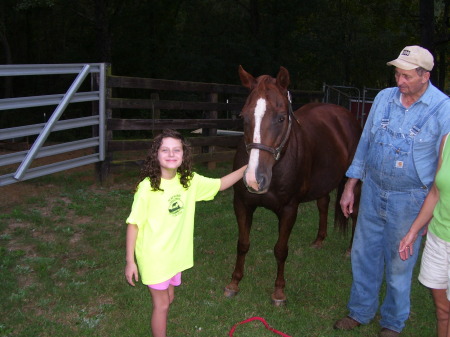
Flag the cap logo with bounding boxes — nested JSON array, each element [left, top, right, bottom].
[[401, 49, 411, 56]]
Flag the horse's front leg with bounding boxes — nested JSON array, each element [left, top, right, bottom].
[[224, 198, 255, 298], [311, 194, 330, 248], [272, 205, 298, 306]]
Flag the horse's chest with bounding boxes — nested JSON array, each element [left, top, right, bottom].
[[262, 181, 303, 205]]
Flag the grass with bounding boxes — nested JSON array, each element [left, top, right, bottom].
[[0, 163, 436, 337]]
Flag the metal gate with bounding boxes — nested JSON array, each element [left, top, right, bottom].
[[323, 83, 381, 126], [0, 64, 107, 186]]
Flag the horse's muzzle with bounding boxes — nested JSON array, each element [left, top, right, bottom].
[[243, 168, 270, 194]]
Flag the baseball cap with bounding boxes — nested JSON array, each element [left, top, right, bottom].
[[386, 45, 434, 71]]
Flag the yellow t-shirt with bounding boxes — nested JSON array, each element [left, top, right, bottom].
[[126, 173, 221, 285]]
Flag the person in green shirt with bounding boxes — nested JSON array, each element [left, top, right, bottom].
[[399, 133, 450, 337], [124, 129, 246, 337]]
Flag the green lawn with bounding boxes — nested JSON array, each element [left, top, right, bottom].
[[0, 164, 436, 336]]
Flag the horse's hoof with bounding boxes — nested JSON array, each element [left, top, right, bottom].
[[310, 242, 323, 249], [271, 298, 287, 306], [271, 292, 287, 306], [224, 287, 239, 298]]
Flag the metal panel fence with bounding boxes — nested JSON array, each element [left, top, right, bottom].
[[323, 83, 381, 126], [0, 63, 107, 186]]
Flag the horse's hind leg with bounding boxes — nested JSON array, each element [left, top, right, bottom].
[[346, 219, 356, 257], [346, 181, 361, 256], [224, 199, 255, 298], [311, 194, 330, 249]]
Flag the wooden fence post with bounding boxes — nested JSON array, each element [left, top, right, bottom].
[[97, 64, 113, 183], [150, 92, 161, 137], [204, 92, 218, 169]]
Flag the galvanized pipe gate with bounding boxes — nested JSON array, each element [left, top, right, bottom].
[[0, 64, 107, 186]]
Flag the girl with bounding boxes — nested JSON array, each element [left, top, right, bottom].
[[399, 133, 450, 337], [124, 129, 246, 337]]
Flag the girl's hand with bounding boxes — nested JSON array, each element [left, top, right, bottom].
[[125, 262, 139, 286], [398, 232, 418, 261]]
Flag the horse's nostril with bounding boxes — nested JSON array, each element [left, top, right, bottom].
[[258, 177, 265, 189], [243, 175, 260, 193]]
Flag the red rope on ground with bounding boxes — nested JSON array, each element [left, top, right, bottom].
[[229, 316, 292, 337]]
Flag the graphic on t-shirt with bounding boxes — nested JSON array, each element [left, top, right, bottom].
[[168, 194, 183, 216]]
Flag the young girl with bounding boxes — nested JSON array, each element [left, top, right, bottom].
[[399, 133, 450, 337], [124, 129, 246, 337]]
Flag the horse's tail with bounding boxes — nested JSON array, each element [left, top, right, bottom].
[[334, 177, 350, 235]]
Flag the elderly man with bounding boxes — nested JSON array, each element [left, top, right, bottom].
[[334, 46, 450, 337]]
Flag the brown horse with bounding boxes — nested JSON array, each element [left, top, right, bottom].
[[224, 66, 361, 305]]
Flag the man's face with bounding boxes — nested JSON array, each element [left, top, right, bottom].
[[394, 68, 430, 97]]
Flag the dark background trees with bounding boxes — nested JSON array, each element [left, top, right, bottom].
[[1, 0, 449, 92]]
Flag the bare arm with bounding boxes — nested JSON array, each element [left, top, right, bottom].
[[399, 134, 447, 260], [219, 165, 247, 191], [398, 184, 439, 260], [125, 223, 139, 286], [340, 177, 359, 218]]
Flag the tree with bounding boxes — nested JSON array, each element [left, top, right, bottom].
[[0, 0, 448, 93]]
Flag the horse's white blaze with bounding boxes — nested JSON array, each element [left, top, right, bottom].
[[245, 98, 266, 191]]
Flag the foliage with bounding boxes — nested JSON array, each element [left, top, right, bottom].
[[0, 0, 448, 93]]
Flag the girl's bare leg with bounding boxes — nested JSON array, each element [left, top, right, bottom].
[[431, 288, 450, 337], [149, 287, 172, 337]]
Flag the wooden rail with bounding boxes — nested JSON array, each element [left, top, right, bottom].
[[98, 71, 323, 181]]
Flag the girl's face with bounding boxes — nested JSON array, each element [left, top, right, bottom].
[[158, 137, 184, 178]]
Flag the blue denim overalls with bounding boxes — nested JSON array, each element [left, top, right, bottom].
[[348, 93, 444, 332]]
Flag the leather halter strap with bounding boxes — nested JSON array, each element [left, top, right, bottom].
[[245, 91, 295, 161]]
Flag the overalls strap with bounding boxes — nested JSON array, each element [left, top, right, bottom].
[[381, 89, 397, 128], [409, 97, 450, 137]]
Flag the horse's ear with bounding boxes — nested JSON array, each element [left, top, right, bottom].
[[276, 66, 290, 90], [238, 65, 256, 89]]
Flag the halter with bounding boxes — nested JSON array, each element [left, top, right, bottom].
[[245, 91, 295, 161]]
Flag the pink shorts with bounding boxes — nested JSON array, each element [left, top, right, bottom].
[[148, 272, 182, 290]]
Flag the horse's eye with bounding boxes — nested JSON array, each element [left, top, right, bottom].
[[278, 116, 285, 123]]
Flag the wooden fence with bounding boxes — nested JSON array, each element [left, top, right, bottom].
[[98, 68, 323, 181]]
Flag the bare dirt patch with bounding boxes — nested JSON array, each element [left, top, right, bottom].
[[1, 147, 99, 206], [1, 183, 57, 209]]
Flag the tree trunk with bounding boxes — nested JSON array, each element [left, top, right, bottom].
[[420, 0, 435, 80]]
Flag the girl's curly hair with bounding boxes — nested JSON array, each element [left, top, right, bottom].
[[137, 129, 193, 191]]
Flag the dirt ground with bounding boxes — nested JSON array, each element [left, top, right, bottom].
[[0, 167, 97, 209], [0, 147, 101, 209]]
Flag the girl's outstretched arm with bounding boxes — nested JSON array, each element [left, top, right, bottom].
[[219, 165, 247, 191], [125, 223, 139, 286]]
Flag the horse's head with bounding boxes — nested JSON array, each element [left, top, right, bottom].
[[238, 65, 293, 194]]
